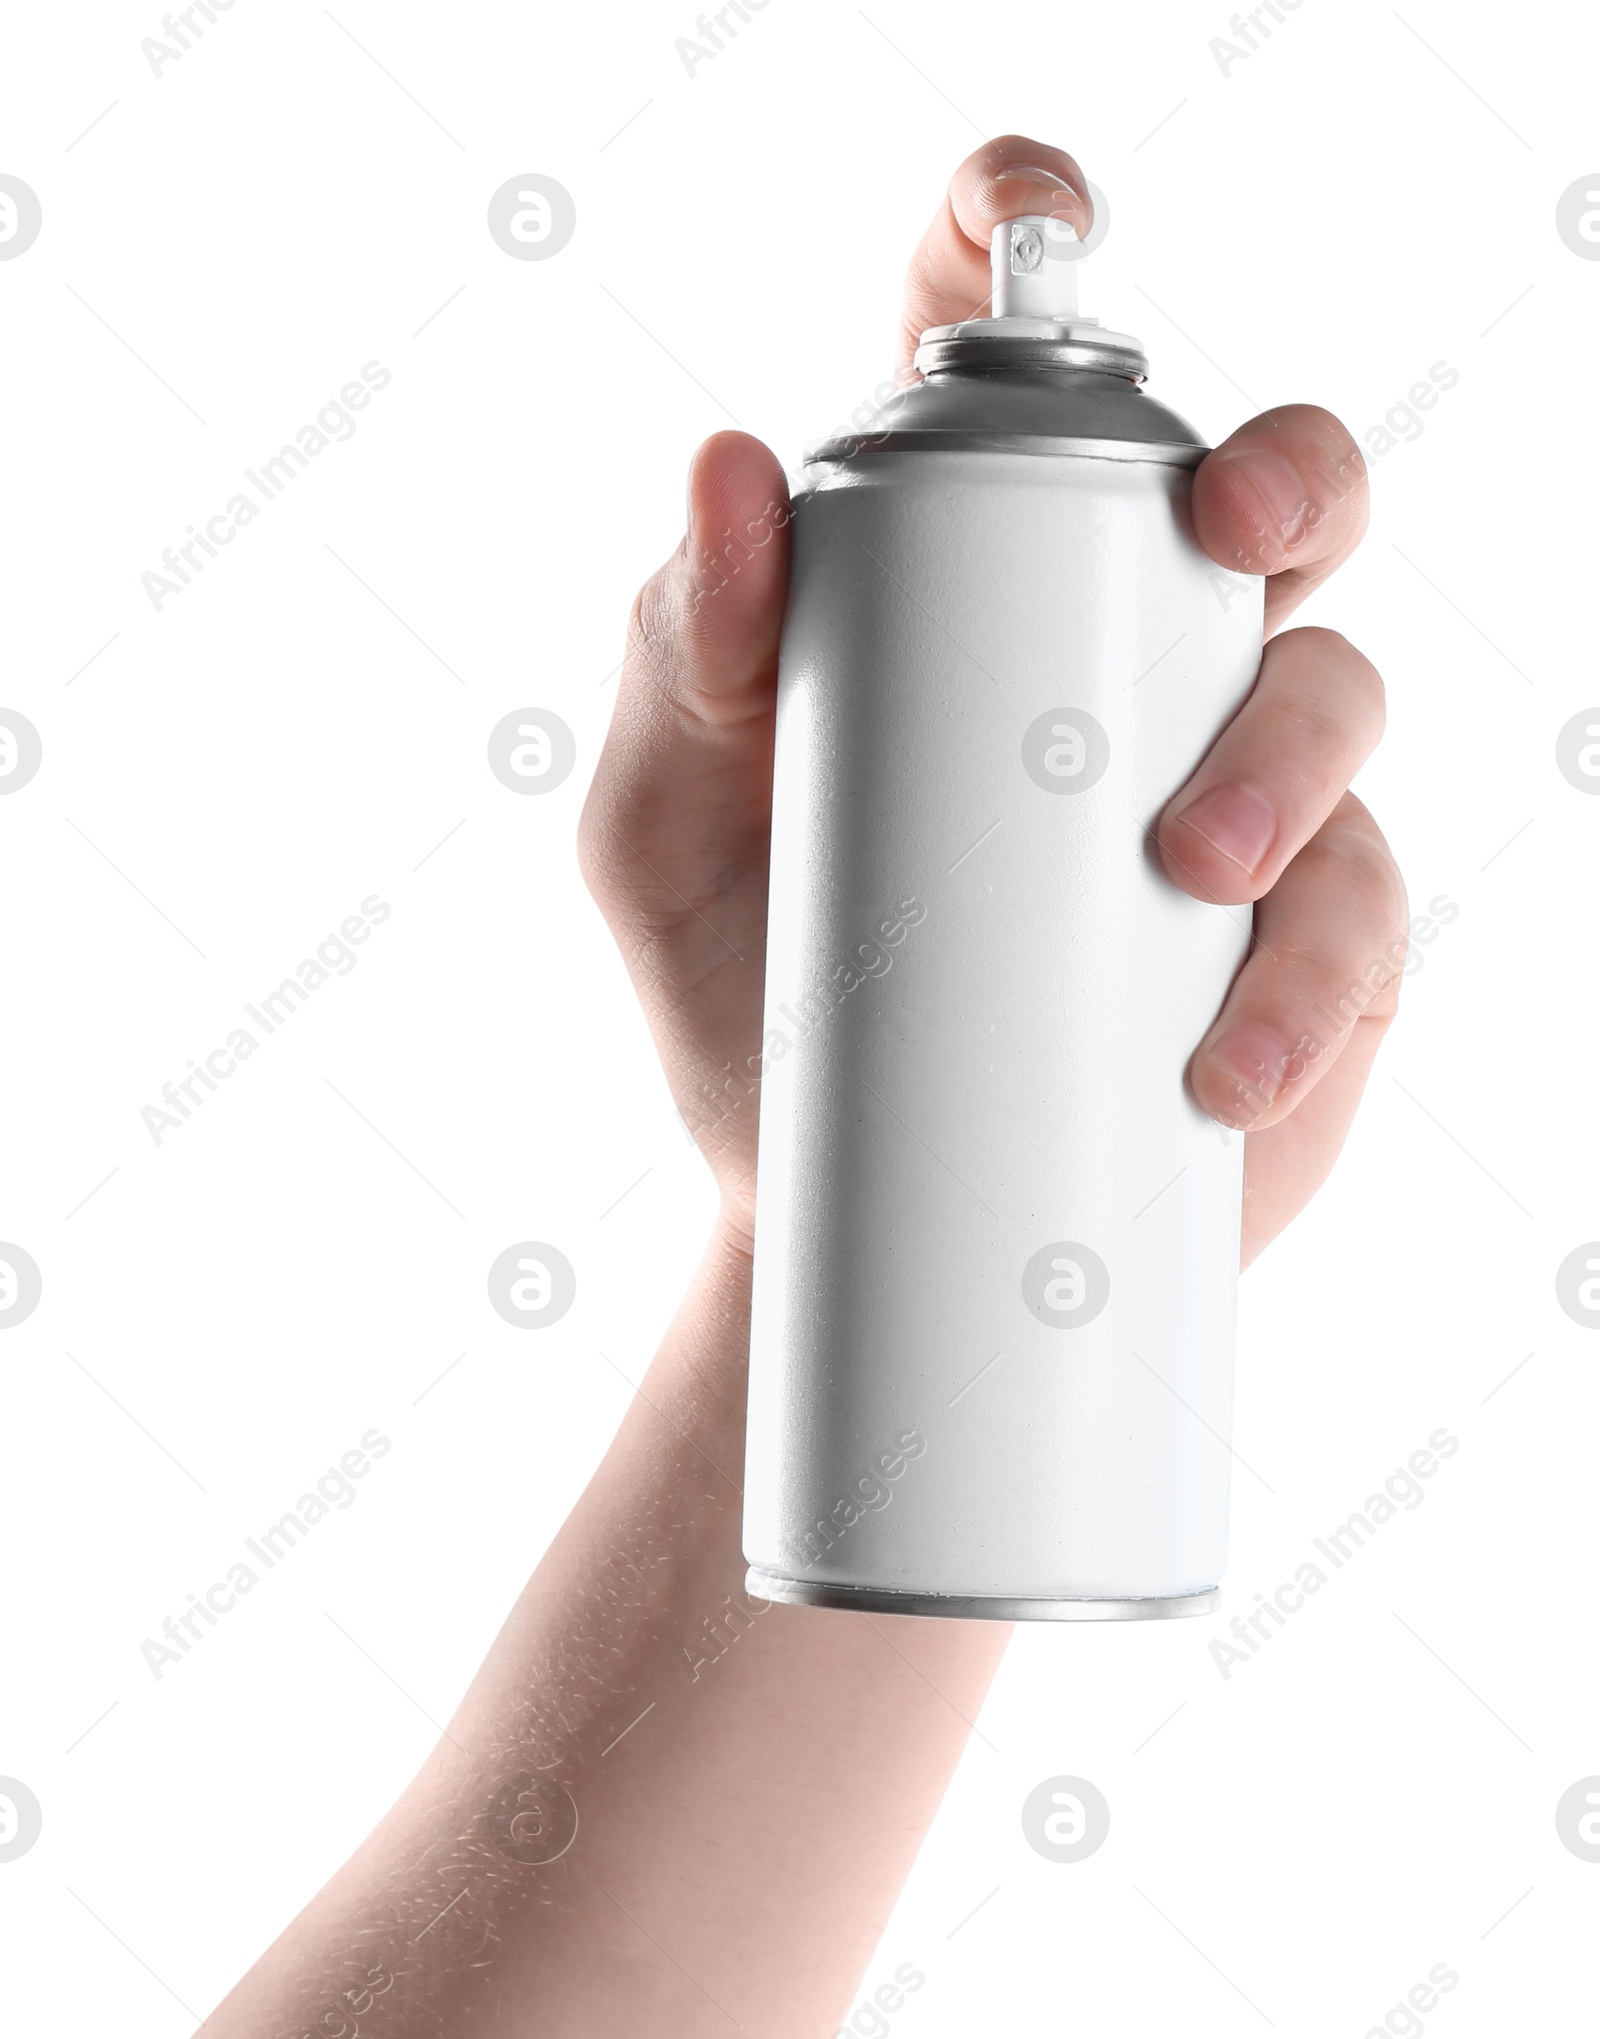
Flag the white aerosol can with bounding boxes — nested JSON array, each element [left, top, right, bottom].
[[743, 215, 1264, 1620]]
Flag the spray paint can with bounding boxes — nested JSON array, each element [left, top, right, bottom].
[[743, 214, 1264, 1619]]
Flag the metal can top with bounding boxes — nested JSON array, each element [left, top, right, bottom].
[[805, 212, 1207, 469], [803, 353, 1206, 468]]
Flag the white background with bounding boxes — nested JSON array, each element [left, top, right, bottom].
[[2, 0, 1597, 2032]]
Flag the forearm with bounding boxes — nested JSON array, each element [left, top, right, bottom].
[[200, 1220, 1009, 2039]]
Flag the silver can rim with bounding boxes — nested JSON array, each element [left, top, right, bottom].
[[802, 431, 1207, 468], [744, 1567, 1219, 1623]]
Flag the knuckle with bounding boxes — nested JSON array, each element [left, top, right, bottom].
[[628, 557, 688, 668], [1310, 800, 1407, 928], [1346, 649, 1387, 735], [1275, 627, 1387, 740]]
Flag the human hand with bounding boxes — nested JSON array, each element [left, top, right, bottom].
[[580, 133, 1404, 1269]]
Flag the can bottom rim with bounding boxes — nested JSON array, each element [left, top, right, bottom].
[[743, 1567, 1218, 1624]]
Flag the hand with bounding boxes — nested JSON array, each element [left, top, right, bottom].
[[580, 133, 1405, 1269]]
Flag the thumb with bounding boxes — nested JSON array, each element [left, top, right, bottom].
[[629, 430, 792, 731]]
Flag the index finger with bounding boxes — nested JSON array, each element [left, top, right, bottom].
[[896, 134, 1092, 372]]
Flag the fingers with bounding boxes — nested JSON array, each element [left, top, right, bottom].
[[1156, 626, 1385, 905], [897, 134, 1091, 373], [1192, 405, 1370, 634], [1188, 795, 1407, 1134], [1237, 1011, 1394, 1267]]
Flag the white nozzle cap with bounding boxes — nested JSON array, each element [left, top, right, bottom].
[[989, 214, 1082, 321]]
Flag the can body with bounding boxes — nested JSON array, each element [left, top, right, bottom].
[[742, 430, 1264, 1617]]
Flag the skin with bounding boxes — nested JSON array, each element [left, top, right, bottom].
[[195, 136, 1405, 2038]]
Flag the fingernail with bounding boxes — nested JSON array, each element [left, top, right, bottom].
[[1213, 448, 1310, 556], [993, 165, 1073, 187], [1203, 1024, 1287, 1124], [1173, 782, 1277, 875], [991, 166, 1084, 219]]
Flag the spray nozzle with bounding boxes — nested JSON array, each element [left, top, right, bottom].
[[988, 213, 1084, 322], [910, 195, 1145, 380]]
